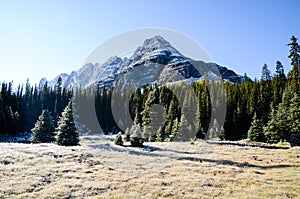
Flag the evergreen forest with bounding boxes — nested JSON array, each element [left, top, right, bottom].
[[0, 36, 299, 146]]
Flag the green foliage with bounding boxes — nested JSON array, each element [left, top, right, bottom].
[[261, 63, 272, 81], [56, 101, 79, 146], [264, 109, 281, 144], [124, 128, 130, 142], [142, 125, 151, 141], [156, 126, 163, 142], [208, 119, 221, 140], [171, 118, 179, 137], [130, 123, 144, 147], [148, 134, 156, 142], [219, 127, 226, 141], [0, 79, 71, 137], [288, 93, 300, 135], [130, 133, 144, 147], [276, 102, 291, 141], [31, 109, 55, 143], [287, 35, 300, 94], [176, 114, 189, 141], [195, 104, 204, 139], [114, 132, 123, 146], [248, 113, 265, 142], [1, 34, 300, 145]]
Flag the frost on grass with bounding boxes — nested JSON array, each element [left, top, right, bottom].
[[0, 135, 299, 198]]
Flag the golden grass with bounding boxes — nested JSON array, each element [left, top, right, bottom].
[[0, 135, 299, 199]]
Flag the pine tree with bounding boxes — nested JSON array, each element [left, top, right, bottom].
[[166, 97, 178, 136], [195, 103, 204, 139], [288, 93, 300, 136], [142, 124, 152, 141], [148, 133, 156, 142], [261, 63, 272, 81], [56, 101, 79, 146], [288, 35, 300, 94], [248, 113, 265, 142], [259, 64, 273, 124], [274, 87, 293, 142], [264, 109, 281, 144], [130, 125, 143, 147], [176, 114, 189, 141], [130, 112, 143, 147], [124, 128, 130, 142], [54, 76, 63, 119], [31, 109, 55, 143], [273, 61, 286, 106], [165, 120, 173, 137], [219, 127, 226, 141], [171, 118, 179, 137], [141, 101, 152, 141], [156, 126, 163, 142], [275, 61, 285, 78], [208, 119, 220, 140], [114, 132, 123, 146]]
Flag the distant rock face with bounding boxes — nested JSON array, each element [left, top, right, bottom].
[[40, 35, 250, 88]]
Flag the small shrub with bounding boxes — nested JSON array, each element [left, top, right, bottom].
[[130, 134, 144, 147], [124, 129, 130, 142], [114, 132, 123, 146], [148, 134, 156, 142]]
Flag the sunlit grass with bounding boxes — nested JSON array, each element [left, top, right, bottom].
[[0, 136, 299, 198]]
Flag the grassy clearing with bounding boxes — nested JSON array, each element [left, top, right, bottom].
[[0, 135, 299, 198]]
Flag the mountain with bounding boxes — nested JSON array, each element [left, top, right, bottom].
[[40, 35, 250, 88]]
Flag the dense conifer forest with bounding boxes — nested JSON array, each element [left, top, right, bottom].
[[0, 36, 299, 145]]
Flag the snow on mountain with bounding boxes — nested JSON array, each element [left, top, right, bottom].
[[39, 73, 71, 88], [128, 35, 183, 66], [40, 35, 250, 89]]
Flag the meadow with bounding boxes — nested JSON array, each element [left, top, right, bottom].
[[0, 135, 299, 199]]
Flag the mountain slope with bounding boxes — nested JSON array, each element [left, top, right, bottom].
[[40, 36, 250, 88]]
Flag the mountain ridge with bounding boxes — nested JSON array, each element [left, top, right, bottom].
[[39, 36, 250, 88]]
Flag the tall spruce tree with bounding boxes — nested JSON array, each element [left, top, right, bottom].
[[288, 35, 300, 94], [176, 114, 189, 141], [56, 101, 79, 146], [288, 93, 300, 136], [259, 64, 273, 124], [31, 109, 55, 143], [261, 63, 272, 81], [273, 87, 293, 141], [264, 109, 281, 144], [171, 118, 179, 138], [273, 61, 286, 106], [248, 113, 265, 142], [195, 103, 204, 139]]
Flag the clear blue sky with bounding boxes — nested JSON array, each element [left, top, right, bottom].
[[0, 0, 299, 85]]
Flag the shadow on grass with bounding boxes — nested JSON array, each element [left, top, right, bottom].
[[206, 141, 290, 150], [177, 157, 299, 169], [87, 143, 299, 170]]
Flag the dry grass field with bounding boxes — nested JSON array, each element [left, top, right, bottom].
[[0, 135, 299, 199]]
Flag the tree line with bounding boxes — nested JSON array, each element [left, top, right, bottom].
[[0, 35, 299, 146], [0, 77, 72, 136]]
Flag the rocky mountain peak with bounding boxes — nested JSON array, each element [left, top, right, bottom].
[[100, 56, 123, 68], [142, 35, 181, 54], [40, 35, 250, 88], [129, 35, 183, 65]]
